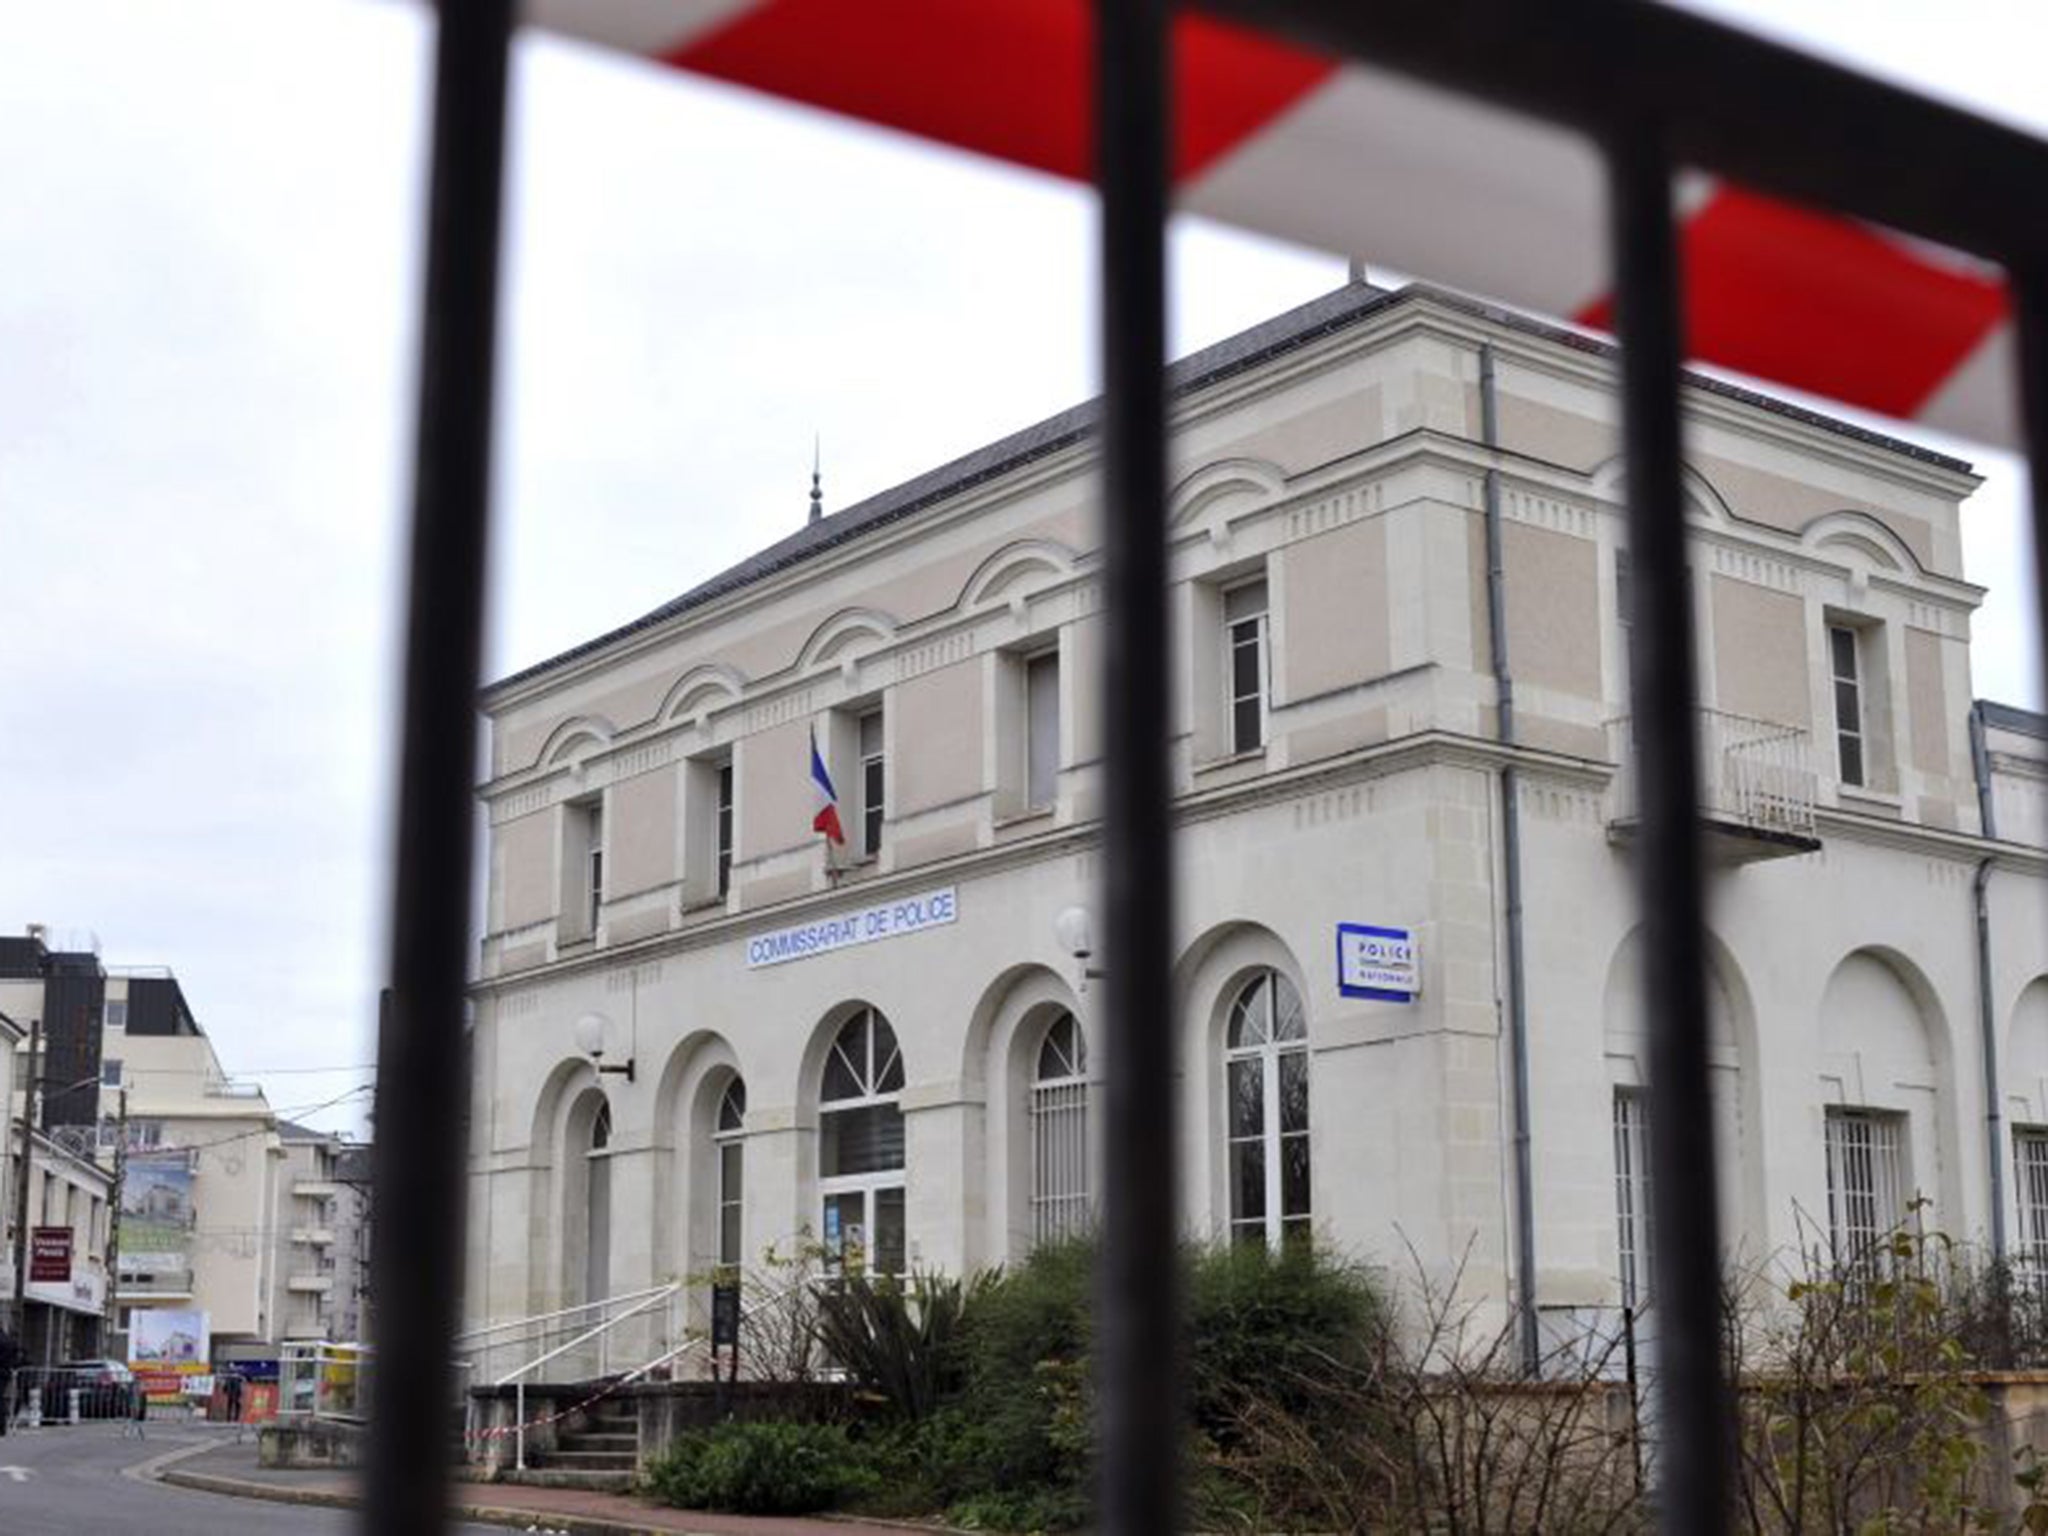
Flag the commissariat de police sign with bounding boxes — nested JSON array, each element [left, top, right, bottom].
[[1337, 922, 1419, 1003], [746, 887, 958, 969]]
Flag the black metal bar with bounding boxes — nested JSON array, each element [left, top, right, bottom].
[[365, 1, 512, 1531], [1607, 126, 1730, 1534], [2016, 263, 2048, 754], [1093, 0, 1179, 1532], [1205, 0, 2048, 266]]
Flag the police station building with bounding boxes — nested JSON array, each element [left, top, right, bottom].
[[462, 280, 2048, 1348]]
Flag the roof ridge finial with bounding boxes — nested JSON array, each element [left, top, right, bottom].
[[809, 435, 823, 525]]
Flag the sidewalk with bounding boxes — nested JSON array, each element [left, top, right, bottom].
[[153, 1437, 938, 1536]]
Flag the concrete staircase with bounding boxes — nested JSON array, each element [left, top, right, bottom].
[[504, 1400, 638, 1492]]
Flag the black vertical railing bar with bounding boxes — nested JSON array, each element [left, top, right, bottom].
[[1093, 0, 1180, 1532], [2015, 263, 2048, 751], [365, 1, 513, 1532], [1606, 126, 1731, 1534]]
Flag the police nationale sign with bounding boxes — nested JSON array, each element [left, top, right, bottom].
[[1337, 923, 1419, 1003], [746, 887, 958, 969]]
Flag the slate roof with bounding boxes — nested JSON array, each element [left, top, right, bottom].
[[487, 281, 1975, 699], [1980, 699, 2048, 739]]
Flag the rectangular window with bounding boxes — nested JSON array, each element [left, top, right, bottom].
[[105, 1001, 127, 1031], [716, 762, 735, 897], [717, 1141, 743, 1269], [1613, 1089, 1654, 1309], [1224, 579, 1269, 754], [1830, 624, 1865, 787], [1824, 1107, 1906, 1262], [585, 803, 604, 933], [858, 708, 885, 859], [101, 1059, 122, 1088], [1025, 649, 1060, 812]]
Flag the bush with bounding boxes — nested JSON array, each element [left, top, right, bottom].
[[813, 1268, 986, 1421], [641, 1421, 877, 1515], [1185, 1237, 1385, 1440]]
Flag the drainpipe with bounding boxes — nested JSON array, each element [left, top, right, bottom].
[[1970, 703, 2007, 1264], [1481, 343, 1541, 1376]]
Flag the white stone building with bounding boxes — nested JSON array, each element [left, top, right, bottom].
[[462, 281, 2048, 1354]]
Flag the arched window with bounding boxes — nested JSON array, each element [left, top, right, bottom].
[[1225, 970, 1309, 1248], [1030, 1011, 1090, 1245], [585, 1099, 613, 1303], [819, 1008, 906, 1275], [715, 1078, 745, 1269]]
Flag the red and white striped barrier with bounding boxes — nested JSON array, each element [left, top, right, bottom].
[[525, 0, 2015, 447]]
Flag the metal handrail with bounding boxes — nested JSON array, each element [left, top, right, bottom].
[[455, 1283, 676, 1346], [497, 1275, 811, 1474], [495, 1282, 679, 1388]]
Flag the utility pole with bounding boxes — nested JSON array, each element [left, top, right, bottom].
[[10, 1021, 39, 1343], [101, 1087, 126, 1360]]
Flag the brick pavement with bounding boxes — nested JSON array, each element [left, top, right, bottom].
[[155, 1439, 941, 1536]]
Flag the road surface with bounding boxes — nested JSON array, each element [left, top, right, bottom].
[[0, 1421, 508, 1535]]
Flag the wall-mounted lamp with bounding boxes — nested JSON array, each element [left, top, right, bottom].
[[574, 1010, 636, 1083], [1055, 905, 1107, 994]]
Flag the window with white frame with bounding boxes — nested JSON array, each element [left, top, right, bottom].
[[105, 1000, 127, 1031], [1024, 648, 1060, 813], [858, 708, 885, 859], [1824, 1106, 1907, 1262], [584, 1099, 613, 1305], [819, 1008, 906, 1275], [715, 1077, 746, 1269], [1829, 624, 1866, 787], [1225, 969, 1310, 1249], [1613, 1088, 1654, 1310], [1030, 1011, 1090, 1246], [2015, 1127, 2048, 1279], [716, 761, 735, 897], [563, 797, 603, 938], [1223, 578, 1269, 755], [101, 1059, 123, 1089]]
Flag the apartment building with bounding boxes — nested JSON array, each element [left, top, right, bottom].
[[97, 974, 283, 1361], [461, 280, 2048, 1350], [270, 1121, 371, 1344]]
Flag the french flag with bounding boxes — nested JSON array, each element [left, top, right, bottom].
[[810, 731, 846, 846]]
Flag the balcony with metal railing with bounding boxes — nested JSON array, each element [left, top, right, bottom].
[[1606, 708, 1821, 862]]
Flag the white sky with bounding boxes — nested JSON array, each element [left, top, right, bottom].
[[0, 0, 2039, 1132]]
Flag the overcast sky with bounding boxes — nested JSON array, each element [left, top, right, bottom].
[[0, 0, 2039, 1134]]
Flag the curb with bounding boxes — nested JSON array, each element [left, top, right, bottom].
[[155, 1464, 688, 1536]]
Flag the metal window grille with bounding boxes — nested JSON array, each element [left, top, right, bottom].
[[1614, 1088, 1654, 1310], [1830, 625, 1866, 786], [2015, 1128, 2048, 1283], [1824, 1107, 1906, 1262], [369, 4, 2048, 1533], [1030, 1011, 1092, 1245]]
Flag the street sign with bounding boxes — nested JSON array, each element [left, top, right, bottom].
[[28, 1228, 70, 1284], [1336, 923, 1420, 1003], [710, 1282, 740, 1347]]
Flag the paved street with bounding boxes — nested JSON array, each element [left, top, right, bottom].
[[0, 1422, 504, 1535]]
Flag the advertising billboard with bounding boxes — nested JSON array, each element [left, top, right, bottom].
[[120, 1153, 194, 1272], [131, 1307, 210, 1368]]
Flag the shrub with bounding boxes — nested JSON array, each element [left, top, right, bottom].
[[1185, 1237, 1385, 1441], [813, 1268, 986, 1421], [641, 1421, 877, 1515]]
